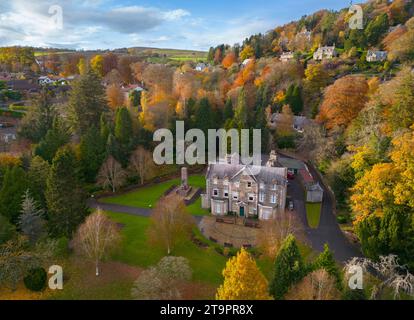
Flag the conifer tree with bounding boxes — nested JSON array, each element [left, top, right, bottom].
[[46, 146, 88, 237], [269, 234, 306, 299]]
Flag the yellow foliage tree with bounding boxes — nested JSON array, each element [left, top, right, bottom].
[[240, 45, 254, 61], [216, 248, 272, 300], [390, 124, 414, 208], [350, 163, 398, 222], [90, 55, 104, 77]]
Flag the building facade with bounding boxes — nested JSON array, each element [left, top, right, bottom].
[[201, 163, 288, 220], [313, 45, 337, 60]]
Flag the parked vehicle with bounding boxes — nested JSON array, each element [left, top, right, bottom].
[[287, 169, 295, 180]]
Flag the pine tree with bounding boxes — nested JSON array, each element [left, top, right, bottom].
[[313, 244, 343, 289], [34, 117, 70, 163], [235, 88, 248, 128], [69, 69, 108, 135], [27, 156, 50, 208], [45, 146, 89, 238], [0, 166, 28, 224], [79, 126, 105, 183], [18, 190, 45, 244], [269, 234, 306, 299], [216, 248, 272, 300], [223, 98, 234, 122], [194, 98, 213, 135]]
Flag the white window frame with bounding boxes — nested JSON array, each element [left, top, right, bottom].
[[260, 182, 265, 189], [272, 184, 277, 190], [224, 189, 229, 198], [259, 192, 265, 202], [248, 194, 255, 202], [232, 192, 239, 200], [271, 194, 277, 204]]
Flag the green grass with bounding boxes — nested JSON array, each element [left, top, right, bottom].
[[102, 174, 206, 211], [306, 202, 322, 229], [106, 211, 226, 285], [187, 198, 210, 216]]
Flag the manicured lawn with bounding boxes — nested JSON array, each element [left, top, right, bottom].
[[306, 202, 322, 229], [105, 211, 226, 286], [102, 174, 206, 209], [187, 198, 210, 216]]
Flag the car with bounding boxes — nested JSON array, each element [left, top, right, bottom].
[[287, 169, 295, 180], [288, 201, 294, 211]]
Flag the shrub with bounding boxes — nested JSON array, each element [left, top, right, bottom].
[[337, 215, 349, 224], [0, 215, 15, 244], [23, 267, 47, 292], [276, 135, 296, 149], [55, 237, 70, 257]]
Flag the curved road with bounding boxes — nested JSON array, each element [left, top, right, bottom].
[[288, 162, 361, 264]]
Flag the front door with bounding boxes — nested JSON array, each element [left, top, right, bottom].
[[239, 206, 245, 217]]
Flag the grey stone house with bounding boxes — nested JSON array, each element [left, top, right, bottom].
[[201, 163, 288, 220]]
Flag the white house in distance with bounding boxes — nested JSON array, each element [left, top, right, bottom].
[[280, 52, 295, 62], [366, 50, 387, 62], [313, 44, 338, 61], [195, 62, 207, 72], [38, 76, 54, 86]]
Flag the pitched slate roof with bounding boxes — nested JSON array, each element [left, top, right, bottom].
[[207, 163, 287, 185]]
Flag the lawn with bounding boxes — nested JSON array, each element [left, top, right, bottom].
[[306, 202, 322, 229], [101, 174, 207, 213], [105, 211, 226, 286]]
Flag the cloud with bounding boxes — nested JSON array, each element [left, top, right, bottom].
[[0, 0, 191, 48]]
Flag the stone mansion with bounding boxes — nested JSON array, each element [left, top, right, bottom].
[[201, 153, 288, 220]]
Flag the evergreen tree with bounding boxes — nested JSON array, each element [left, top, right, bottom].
[[313, 244, 343, 289], [223, 98, 234, 121], [45, 146, 89, 238], [0, 215, 15, 244], [365, 13, 389, 46], [194, 98, 214, 135], [0, 166, 28, 224], [34, 117, 70, 163], [79, 126, 105, 183], [235, 88, 248, 128], [269, 234, 306, 299], [18, 190, 45, 244], [27, 156, 50, 208], [69, 69, 108, 135]]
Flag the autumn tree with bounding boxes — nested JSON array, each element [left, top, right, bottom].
[[90, 54, 104, 76], [317, 76, 369, 130], [147, 194, 194, 255], [285, 269, 340, 300], [270, 234, 306, 299], [97, 156, 126, 193], [77, 57, 87, 75], [106, 84, 124, 109], [74, 209, 121, 276], [129, 146, 155, 185], [240, 45, 255, 61], [216, 248, 272, 300], [222, 51, 237, 69], [257, 213, 300, 259], [102, 52, 118, 75], [131, 256, 192, 300]]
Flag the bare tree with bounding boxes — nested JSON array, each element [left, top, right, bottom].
[[129, 146, 155, 185], [131, 256, 192, 300], [286, 269, 340, 300], [74, 209, 121, 276], [257, 212, 302, 259], [344, 255, 414, 300], [98, 156, 126, 193], [147, 194, 195, 255]]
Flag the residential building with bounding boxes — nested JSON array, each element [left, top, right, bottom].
[[366, 50, 387, 62], [280, 52, 294, 62], [201, 161, 288, 220], [313, 44, 337, 61]]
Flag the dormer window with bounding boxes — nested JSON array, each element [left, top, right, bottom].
[[213, 177, 218, 185], [247, 182, 252, 188], [223, 178, 229, 186], [234, 182, 240, 188]]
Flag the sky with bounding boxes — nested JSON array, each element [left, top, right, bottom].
[[0, 0, 352, 51]]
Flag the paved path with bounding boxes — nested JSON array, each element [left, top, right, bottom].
[[88, 198, 203, 224], [286, 159, 361, 264]]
